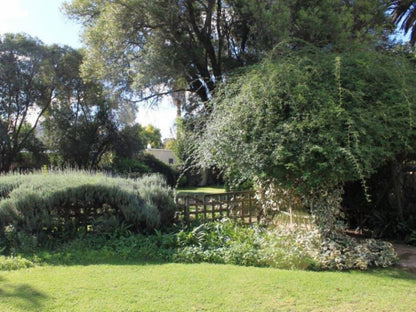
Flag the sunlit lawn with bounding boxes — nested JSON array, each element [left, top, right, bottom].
[[176, 186, 226, 194], [0, 263, 414, 312]]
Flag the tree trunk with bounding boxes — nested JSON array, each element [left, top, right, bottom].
[[391, 160, 405, 223]]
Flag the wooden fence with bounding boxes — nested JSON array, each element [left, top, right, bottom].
[[175, 191, 260, 224]]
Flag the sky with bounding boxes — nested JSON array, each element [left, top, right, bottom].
[[0, 0, 177, 139]]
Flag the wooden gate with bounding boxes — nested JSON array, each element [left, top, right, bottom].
[[175, 191, 259, 224]]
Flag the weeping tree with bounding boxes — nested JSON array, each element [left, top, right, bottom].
[[197, 46, 416, 267], [199, 47, 416, 192]]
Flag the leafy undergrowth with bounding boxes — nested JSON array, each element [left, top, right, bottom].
[[0, 255, 34, 271], [1, 219, 396, 271], [0, 263, 414, 312]]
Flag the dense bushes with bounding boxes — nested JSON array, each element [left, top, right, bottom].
[[252, 179, 397, 269], [7, 219, 395, 271], [0, 255, 35, 271], [0, 171, 397, 271], [113, 153, 178, 187], [137, 153, 178, 187], [197, 46, 416, 251], [0, 171, 176, 252], [343, 163, 416, 242], [199, 47, 416, 190]]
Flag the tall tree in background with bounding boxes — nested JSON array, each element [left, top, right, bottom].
[[141, 125, 162, 148], [64, 0, 392, 114], [391, 0, 416, 45], [43, 48, 118, 169], [0, 34, 55, 172]]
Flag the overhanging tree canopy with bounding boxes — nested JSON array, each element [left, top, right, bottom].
[[64, 0, 392, 113], [198, 46, 416, 191]]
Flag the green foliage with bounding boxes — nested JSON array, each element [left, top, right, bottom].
[[42, 47, 118, 170], [113, 124, 145, 159], [303, 186, 397, 270], [141, 125, 162, 149], [112, 153, 178, 186], [199, 47, 416, 191], [173, 220, 318, 270], [0, 34, 55, 172], [112, 158, 150, 177], [0, 255, 34, 271], [173, 219, 396, 270], [113, 123, 163, 159], [0, 171, 176, 251], [137, 153, 178, 187], [64, 0, 392, 109], [134, 174, 176, 228], [24, 218, 396, 271], [318, 236, 397, 270]]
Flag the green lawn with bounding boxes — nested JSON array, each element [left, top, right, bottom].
[[176, 186, 226, 194], [0, 263, 414, 311]]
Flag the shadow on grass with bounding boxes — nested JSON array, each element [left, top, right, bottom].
[[34, 253, 171, 268], [0, 277, 48, 311], [366, 267, 416, 281], [316, 267, 416, 282]]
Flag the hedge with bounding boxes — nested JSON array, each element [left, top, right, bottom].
[[0, 171, 176, 251]]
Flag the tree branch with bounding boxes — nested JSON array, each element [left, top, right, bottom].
[[134, 88, 189, 103]]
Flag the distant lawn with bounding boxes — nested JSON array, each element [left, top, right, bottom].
[[0, 263, 414, 311], [176, 186, 226, 194]]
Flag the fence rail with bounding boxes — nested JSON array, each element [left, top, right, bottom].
[[175, 191, 260, 224]]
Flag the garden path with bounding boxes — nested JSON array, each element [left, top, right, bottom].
[[393, 244, 416, 274]]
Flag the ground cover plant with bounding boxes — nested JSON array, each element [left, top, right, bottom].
[[0, 219, 395, 271], [0, 263, 414, 311]]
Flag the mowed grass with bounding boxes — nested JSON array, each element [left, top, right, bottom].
[[0, 263, 414, 312], [176, 186, 226, 194]]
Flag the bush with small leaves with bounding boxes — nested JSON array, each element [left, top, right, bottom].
[[0, 171, 176, 252], [0, 255, 34, 271]]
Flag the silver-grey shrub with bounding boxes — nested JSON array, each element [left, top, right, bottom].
[[0, 171, 176, 251]]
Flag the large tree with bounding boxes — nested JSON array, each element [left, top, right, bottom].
[[0, 34, 56, 172], [43, 48, 118, 169], [64, 0, 392, 113]]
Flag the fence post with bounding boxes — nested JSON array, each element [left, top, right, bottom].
[[185, 196, 190, 225], [202, 194, 206, 222]]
